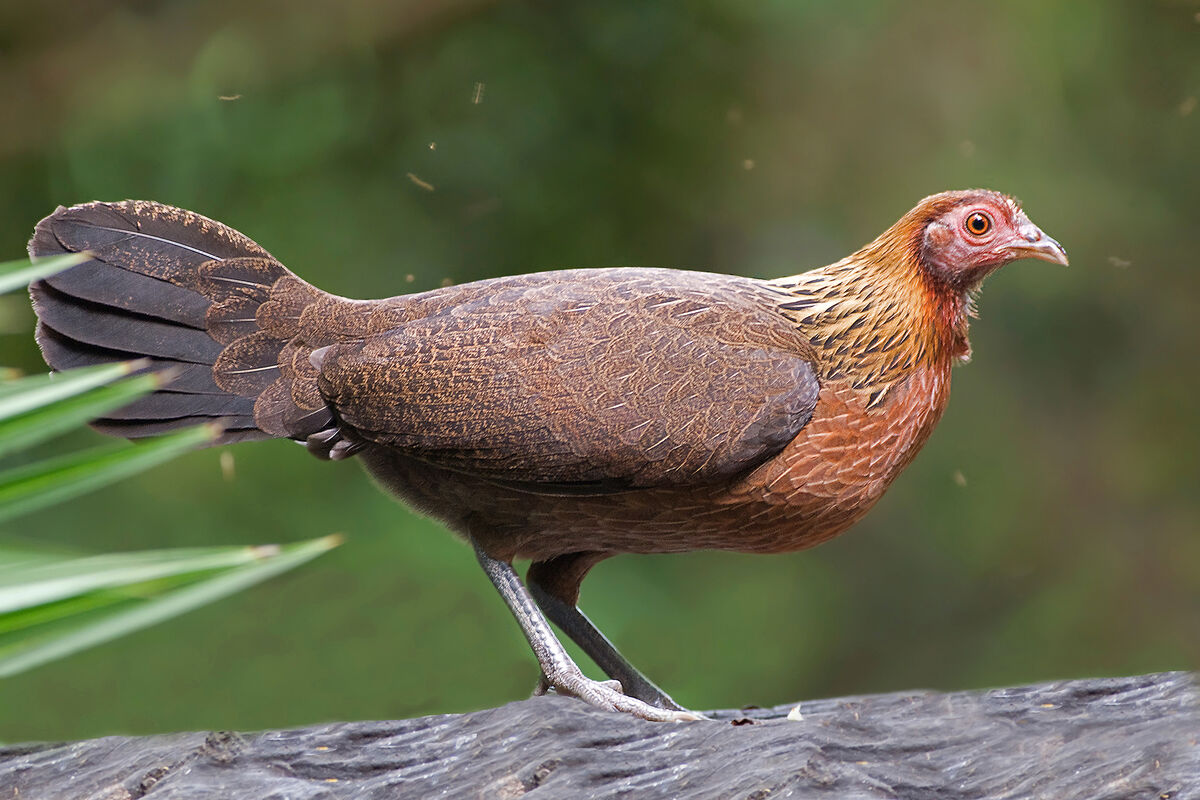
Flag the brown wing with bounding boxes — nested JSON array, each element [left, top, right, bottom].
[[315, 269, 818, 492]]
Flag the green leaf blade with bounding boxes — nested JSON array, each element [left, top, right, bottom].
[[0, 424, 220, 525], [0, 362, 144, 420], [0, 372, 163, 459], [0, 535, 342, 678], [0, 545, 288, 613], [0, 253, 90, 295]]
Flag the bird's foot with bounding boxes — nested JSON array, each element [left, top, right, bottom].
[[534, 672, 623, 698], [539, 666, 708, 722]]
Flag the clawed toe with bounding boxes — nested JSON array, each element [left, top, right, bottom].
[[544, 669, 708, 722]]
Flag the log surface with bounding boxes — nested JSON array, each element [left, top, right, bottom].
[[3, 672, 1197, 799]]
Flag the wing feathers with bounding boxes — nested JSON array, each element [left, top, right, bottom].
[[316, 269, 817, 490]]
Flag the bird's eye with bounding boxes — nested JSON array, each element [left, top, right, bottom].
[[964, 211, 992, 236]]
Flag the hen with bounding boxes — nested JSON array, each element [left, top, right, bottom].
[[28, 189, 1066, 721]]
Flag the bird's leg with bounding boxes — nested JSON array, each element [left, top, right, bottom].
[[471, 540, 703, 722], [532, 590, 685, 711], [527, 554, 685, 711]]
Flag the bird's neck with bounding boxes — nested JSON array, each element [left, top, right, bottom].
[[768, 243, 972, 406]]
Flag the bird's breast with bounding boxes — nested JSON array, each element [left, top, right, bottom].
[[716, 362, 953, 552]]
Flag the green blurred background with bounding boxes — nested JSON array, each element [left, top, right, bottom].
[[0, 0, 1196, 742]]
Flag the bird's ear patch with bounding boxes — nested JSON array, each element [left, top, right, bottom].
[[924, 219, 954, 250], [919, 219, 956, 276]]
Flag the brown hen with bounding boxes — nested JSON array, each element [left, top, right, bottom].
[[27, 189, 1067, 721]]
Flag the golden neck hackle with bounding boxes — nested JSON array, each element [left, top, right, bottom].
[[768, 223, 972, 407]]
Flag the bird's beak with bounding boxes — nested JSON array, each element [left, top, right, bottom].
[[1008, 220, 1069, 266]]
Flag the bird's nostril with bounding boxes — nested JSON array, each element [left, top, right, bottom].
[[1024, 232, 1041, 243]]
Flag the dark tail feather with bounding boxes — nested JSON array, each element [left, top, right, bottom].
[[29, 200, 339, 446]]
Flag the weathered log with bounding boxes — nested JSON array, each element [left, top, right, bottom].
[[3, 672, 1197, 799]]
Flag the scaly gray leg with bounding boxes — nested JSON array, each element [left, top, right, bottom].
[[472, 540, 702, 722], [527, 579, 684, 711]]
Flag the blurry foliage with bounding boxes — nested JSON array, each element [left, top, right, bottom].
[[0, 0, 1195, 741], [0, 257, 339, 683]]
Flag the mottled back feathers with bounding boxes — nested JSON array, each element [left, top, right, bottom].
[[317, 270, 820, 491]]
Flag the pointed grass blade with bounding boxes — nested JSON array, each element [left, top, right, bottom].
[[0, 372, 163, 459], [0, 535, 342, 678], [0, 544, 304, 613], [0, 424, 219, 525], [0, 253, 89, 295], [0, 362, 142, 417]]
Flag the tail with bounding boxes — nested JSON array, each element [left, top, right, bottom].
[[29, 200, 346, 447]]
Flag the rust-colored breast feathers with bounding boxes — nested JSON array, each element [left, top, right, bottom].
[[724, 364, 951, 552]]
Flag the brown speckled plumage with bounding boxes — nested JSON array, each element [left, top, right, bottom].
[[27, 190, 1067, 719]]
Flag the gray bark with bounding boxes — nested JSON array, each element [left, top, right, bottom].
[[2, 672, 1197, 799]]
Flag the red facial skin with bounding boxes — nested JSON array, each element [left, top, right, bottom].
[[921, 194, 1069, 292]]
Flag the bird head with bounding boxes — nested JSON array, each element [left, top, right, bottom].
[[912, 190, 1068, 293]]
